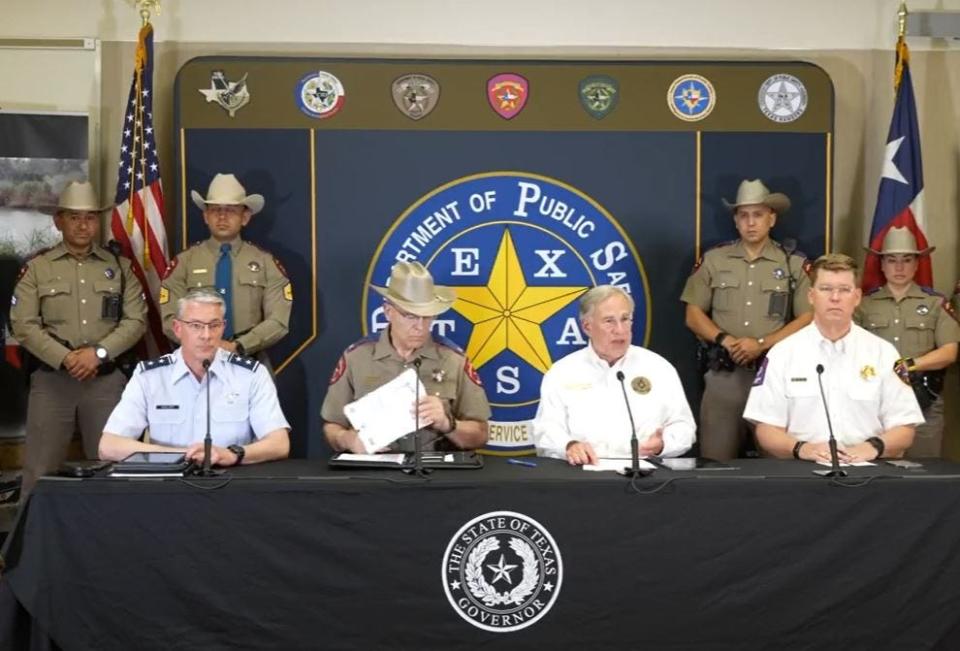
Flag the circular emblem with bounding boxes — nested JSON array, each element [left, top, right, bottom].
[[248, 261, 260, 272], [667, 74, 716, 122], [916, 304, 930, 316], [631, 376, 651, 394], [773, 268, 786, 280], [758, 74, 808, 123], [442, 511, 562, 632], [295, 70, 345, 119], [104, 268, 115, 280], [363, 172, 649, 453]]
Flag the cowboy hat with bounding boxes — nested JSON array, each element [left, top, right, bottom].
[[865, 226, 934, 256], [722, 179, 791, 214], [371, 261, 456, 317], [45, 181, 112, 214], [191, 173, 265, 215]]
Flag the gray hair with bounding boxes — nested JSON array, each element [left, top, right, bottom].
[[176, 288, 226, 319], [579, 285, 635, 321]]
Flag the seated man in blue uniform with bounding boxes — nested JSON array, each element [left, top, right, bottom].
[[99, 288, 290, 466]]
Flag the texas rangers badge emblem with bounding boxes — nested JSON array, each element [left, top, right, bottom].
[[578, 75, 619, 119], [392, 73, 440, 120], [487, 73, 529, 120], [199, 70, 251, 118], [758, 73, 808, 123]]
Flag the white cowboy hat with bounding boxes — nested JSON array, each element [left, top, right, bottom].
[[45, 181, 112, 214], [865, 226, 935, 256], [371, 261, 456, 317], [191, 173, 265, 215], [722, 179, 791, 214]]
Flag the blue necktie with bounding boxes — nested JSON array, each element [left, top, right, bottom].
[[216, 243, 234, 338]]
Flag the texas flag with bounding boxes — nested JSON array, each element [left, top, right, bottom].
[[862, 36, 933, 292]]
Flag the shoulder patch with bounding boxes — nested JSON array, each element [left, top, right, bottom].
[[752, 357, 768, 387], [273, 256, 289, 279], [690, 256, 703, 273], [464, 357, 483, 386], [162, 256, 179, 280], [329, 355, 347, 385], [140, 355, 174, 372], [919, 285, 944, 298], [801, 258, 813, 275], [942, 297, 960, 323], [228, 353, 260, 371], [345, 334, 378, 354], [434, 334, 465, 355]]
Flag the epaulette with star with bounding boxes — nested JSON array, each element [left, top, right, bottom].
[[140, 354, 174, 372], [345, 334, 378, 354], [228, 353, 260, 371]]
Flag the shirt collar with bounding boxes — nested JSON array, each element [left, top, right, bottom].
[[585, 341, 630, 372], [170, 347, 231, 385], [811, 322, 852, 356], [46, 242, 110, 262], [205, 237, 244, 256], [372, 327, 440, 362], [728, 239, 780, 262]]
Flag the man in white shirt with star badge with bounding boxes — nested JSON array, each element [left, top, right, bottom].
[[100, 288, 290, 466], [533, 285, 696, 465], [744, 254, 922, 463]]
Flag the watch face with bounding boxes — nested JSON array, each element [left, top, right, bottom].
[[96, 347, 108, 359]]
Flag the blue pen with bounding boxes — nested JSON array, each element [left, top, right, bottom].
[[507, 458, 537, 468]]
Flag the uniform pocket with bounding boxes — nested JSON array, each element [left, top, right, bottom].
[[38, 281, 72, 324], [710, 273, 740, 312]]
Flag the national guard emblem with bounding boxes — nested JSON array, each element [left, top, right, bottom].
[[773, 268, 786, 280], [631, 376, 651, 394], [199, 70, 251, 118], [104, 268, 115, 279], [667, 74, 716, 121], [392, 73, 441, 121], [487, 73, 529, 120], [296, 70, 345, 119], [248, 261, 260, 272], [758, 74, 808, 123], [916, 304, 930, 316], [443, 511, 563, 632], [578, 75, 619, 119], [860, 365, 876, 381]]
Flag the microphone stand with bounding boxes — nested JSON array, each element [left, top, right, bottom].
[[616, 370, 652, 478], [813, 363, 847, 478], [403, 357, 432, 477], [195, 357, 221, 477]]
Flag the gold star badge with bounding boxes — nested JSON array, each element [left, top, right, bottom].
[[450, 228, 588, 373], [631, 376, 651, 394], [860, 365, 876, 381]]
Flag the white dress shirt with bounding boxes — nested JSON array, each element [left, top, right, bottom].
[[104, 347, 290, 448], [533, 344, 696, 459], [743, 323, 923, 445]]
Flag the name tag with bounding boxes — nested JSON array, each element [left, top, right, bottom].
[[191, 268, 208, 274], [155, 404, 180, 410], [789, 377, 807, 383]]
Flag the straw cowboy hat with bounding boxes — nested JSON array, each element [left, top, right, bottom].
[[865, 226, 935, 256], [722, 179, 791, 214], [191, 173, 265, 215], [371, 261, 456, 317], [46, 181, 112, 214]]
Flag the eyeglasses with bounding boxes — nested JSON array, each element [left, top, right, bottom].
[[388, 304, 434, 324], [598, 315, 634, 329], [814, 285, 855, 297], [176, 319, 226, 333]]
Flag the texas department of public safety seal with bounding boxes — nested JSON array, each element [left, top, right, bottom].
[[442, 511, 562, 632]]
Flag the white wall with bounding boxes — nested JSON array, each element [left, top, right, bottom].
[[5, 0, 960, 50]]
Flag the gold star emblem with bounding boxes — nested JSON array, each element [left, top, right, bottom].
[[860, 365, 876, 381], [450, 228, 588, 373]]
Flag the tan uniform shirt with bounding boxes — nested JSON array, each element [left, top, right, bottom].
[[680, 239, 812, 338], [856, 284, 960, 359], [160, 237, 292, 354], [321, 329, 492, 450], [11, 242, 147, 368]]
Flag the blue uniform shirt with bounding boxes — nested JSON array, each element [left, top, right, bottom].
[[104, 347, 290, 448]]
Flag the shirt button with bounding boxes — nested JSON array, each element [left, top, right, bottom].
[[744, 321, 750, 326], [894, 319, 899, 324], [746, 301, 752, 306], [81, 299, 86, 304], [82, 319, 87, 325], [49, 288, 56, 294], [720, 282, 726, 287], [894, 336, 900, 342], [749, 264, 755, 269], [748, 281, 753, 287], [80, 279, 85, 284]]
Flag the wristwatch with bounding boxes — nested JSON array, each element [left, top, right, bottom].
[[227, 444, 246, 466], [866, 436, 885, 459], [714, 331, 729, 346], [95, 346, 109, 361]]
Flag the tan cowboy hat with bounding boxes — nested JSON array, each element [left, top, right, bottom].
[[371, 261, 456, 317], [722, 179, 791, 214], [191, 173, 265, 215], [46, 181, 112, 214], [865, 226, 935, 256]]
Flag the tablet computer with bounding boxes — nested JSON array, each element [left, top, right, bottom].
[[113, 452, 191, 474]]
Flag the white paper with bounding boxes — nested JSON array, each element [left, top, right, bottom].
[[583, 458, 657, 472], [343, 368, 419, 453], [815, 460, 876, 467], [336, 453, 406, 464]]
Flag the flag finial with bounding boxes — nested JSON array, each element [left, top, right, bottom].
[[136, 0, 161, 26], [898, 2, 908, 39]]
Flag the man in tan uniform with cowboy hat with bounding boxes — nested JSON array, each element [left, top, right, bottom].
[[681, 179, 813, 461], [11, 181, 146, 495], [322, 261, 490, 453], [856, 227, 959, 457], [160, 173, 292, 362]]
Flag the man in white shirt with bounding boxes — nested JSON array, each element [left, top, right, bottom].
[[744, 254, 922, 463], [533, 285, 696, 465]]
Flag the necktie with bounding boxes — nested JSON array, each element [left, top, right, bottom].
[[216, 243, 234, 338]]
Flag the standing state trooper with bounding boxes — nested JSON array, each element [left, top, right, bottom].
[[856, 227, 959, 457], [10, 181, 146, 495], [160, 173, 292, 363], [681, 179, 813, 461]]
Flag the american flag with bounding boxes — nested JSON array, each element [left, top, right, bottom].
[[110, 22, 170, 355], [862, 35, 933, 292]]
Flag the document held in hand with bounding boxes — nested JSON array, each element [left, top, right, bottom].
[[343, 368, 420, 453]]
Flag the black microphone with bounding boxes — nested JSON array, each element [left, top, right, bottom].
[[813, 363, 847, 478], [403, 357, 431, 476], [616, 370, 651, 478], [196, 358, 220, 476]]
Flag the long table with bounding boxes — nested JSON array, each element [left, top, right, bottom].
[[3, 457, 960, 650]]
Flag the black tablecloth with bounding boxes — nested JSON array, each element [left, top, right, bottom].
[[3, 457, 960, 650]]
